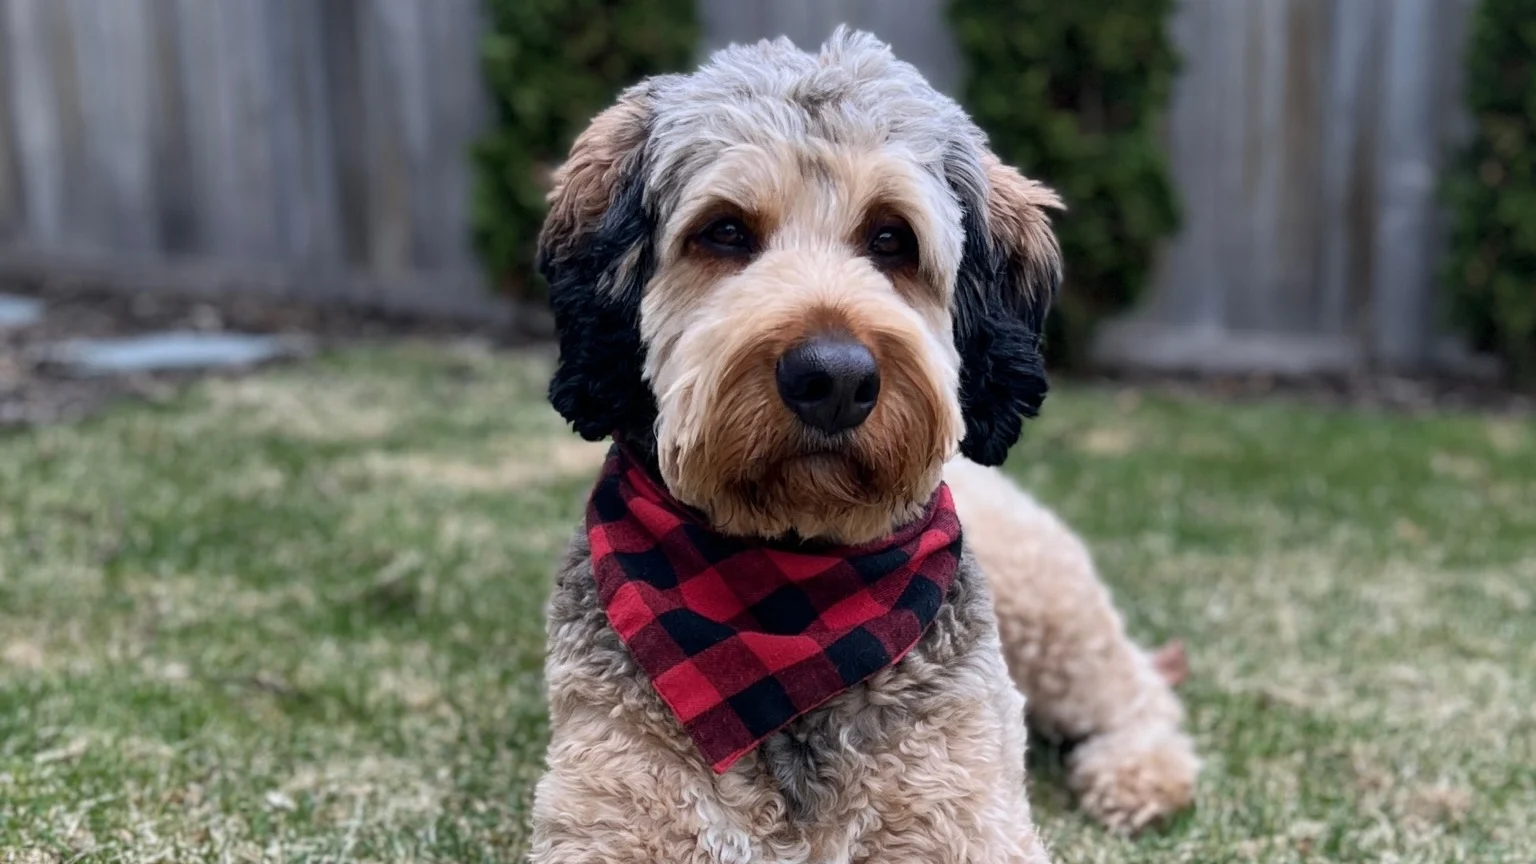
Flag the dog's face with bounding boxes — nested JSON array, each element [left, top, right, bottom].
[[541, 30, 1062, 544]]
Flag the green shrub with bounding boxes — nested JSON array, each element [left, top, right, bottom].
[[949, 0, 1180, 368], [1443, 0, 1536, 380], [471, 0, 696, 300]]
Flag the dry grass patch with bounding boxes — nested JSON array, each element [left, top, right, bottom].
[[203, 376, 401, 442], [358, 436, 606, 491]]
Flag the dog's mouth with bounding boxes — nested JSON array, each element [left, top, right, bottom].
[[788, 437, 853, 462], [725, 451, 877, 514], [783, 449, 861, 476], [773, 444, 882, 495], [777, 431, 862, 469], [696, 427, 941, 544]]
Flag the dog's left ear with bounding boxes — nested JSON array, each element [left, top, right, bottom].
[[950, 153, 1064, 466], [538, 89, 657, 442]]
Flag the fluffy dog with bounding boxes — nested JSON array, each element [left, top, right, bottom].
[[530, 30, 1197, 863]]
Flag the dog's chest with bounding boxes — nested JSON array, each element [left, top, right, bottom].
[[756, 666, 907, 821], [547, 536, 994, 863], [723, 615, 990, 862]]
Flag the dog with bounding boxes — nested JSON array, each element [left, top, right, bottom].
[[529, 29, 1198, 863]]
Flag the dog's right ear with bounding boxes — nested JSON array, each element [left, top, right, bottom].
[[948, 151, 1064, 466], [538, 89, 657, 442]]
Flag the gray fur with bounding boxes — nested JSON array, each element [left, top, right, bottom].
[[625, 28, 991, 235]]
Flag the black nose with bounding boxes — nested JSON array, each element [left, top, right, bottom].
[[775, 336, 881, 434]]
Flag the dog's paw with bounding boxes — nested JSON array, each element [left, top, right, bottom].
[[1066, 725, 1199, 834]]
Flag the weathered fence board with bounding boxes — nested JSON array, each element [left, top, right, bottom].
[[1100, 0, 1475, 373], [0, 1, 18, 241], [0, 0, 505, 322], [5, 0, 67, 249]]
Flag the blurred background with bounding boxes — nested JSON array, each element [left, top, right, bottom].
[[1, 2, 1533, 862], [0, 0, 1525, 383]]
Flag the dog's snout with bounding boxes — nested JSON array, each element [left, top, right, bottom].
[[776, 336, 881, 434]]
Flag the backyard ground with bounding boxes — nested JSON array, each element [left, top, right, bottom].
[[1, 339, 1533, 863]]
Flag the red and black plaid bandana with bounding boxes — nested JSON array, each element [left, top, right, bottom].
[[586, 444, 963, 773]]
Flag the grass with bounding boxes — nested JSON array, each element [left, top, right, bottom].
[[1, 339, 1533, 863]]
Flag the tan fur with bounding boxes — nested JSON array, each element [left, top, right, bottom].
[[643, 142, 963, 544], [532, 538, 1049, 864], [981, 155, 1065, 304], [539, 94, 651, 266], [529, 28, 1199, 862], [946, 458, 1200, 832]]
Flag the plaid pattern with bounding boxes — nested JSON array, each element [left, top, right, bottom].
[[586, 445, 963, 773]]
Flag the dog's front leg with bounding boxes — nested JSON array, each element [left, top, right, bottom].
[[528, 706, 722, 864], [850, 646, 1052, 864]]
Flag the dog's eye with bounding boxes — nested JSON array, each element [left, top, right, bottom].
[[697, 218, 755, 254], [868, 220, 917, 265]]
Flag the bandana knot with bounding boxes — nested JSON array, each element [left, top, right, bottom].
[[585, 445, 962, 772]]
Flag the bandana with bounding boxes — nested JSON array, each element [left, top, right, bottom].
[[586, 444, 962, 773]]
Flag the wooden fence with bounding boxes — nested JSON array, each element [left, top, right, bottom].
[[0, 0, 1481, 369], [704, 0, 1479, 373], [0, 0, 504, 322], [1101, 0, 1479, 374]]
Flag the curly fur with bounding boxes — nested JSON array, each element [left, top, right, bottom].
[[539, 97, 657, 446], [947, 459, 1200, 833], [949, 156, 1060, 466], [529, 28, 1199, 861], [533, 534, 1048, 863], [540, 31, 1057, 471]]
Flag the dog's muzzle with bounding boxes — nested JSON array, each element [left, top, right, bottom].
[[775, 335, 881, 434]]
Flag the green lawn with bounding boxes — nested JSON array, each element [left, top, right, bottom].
[[2, 341, 1533, 863]]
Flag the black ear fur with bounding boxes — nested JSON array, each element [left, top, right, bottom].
[[950, 180, 1057, 467], [538, 152, 657, 445]]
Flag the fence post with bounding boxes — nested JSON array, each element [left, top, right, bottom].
[[1370, 0, 1443, 369]]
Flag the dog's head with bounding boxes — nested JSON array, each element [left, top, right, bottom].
[[541, 30, 1062, 544]]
